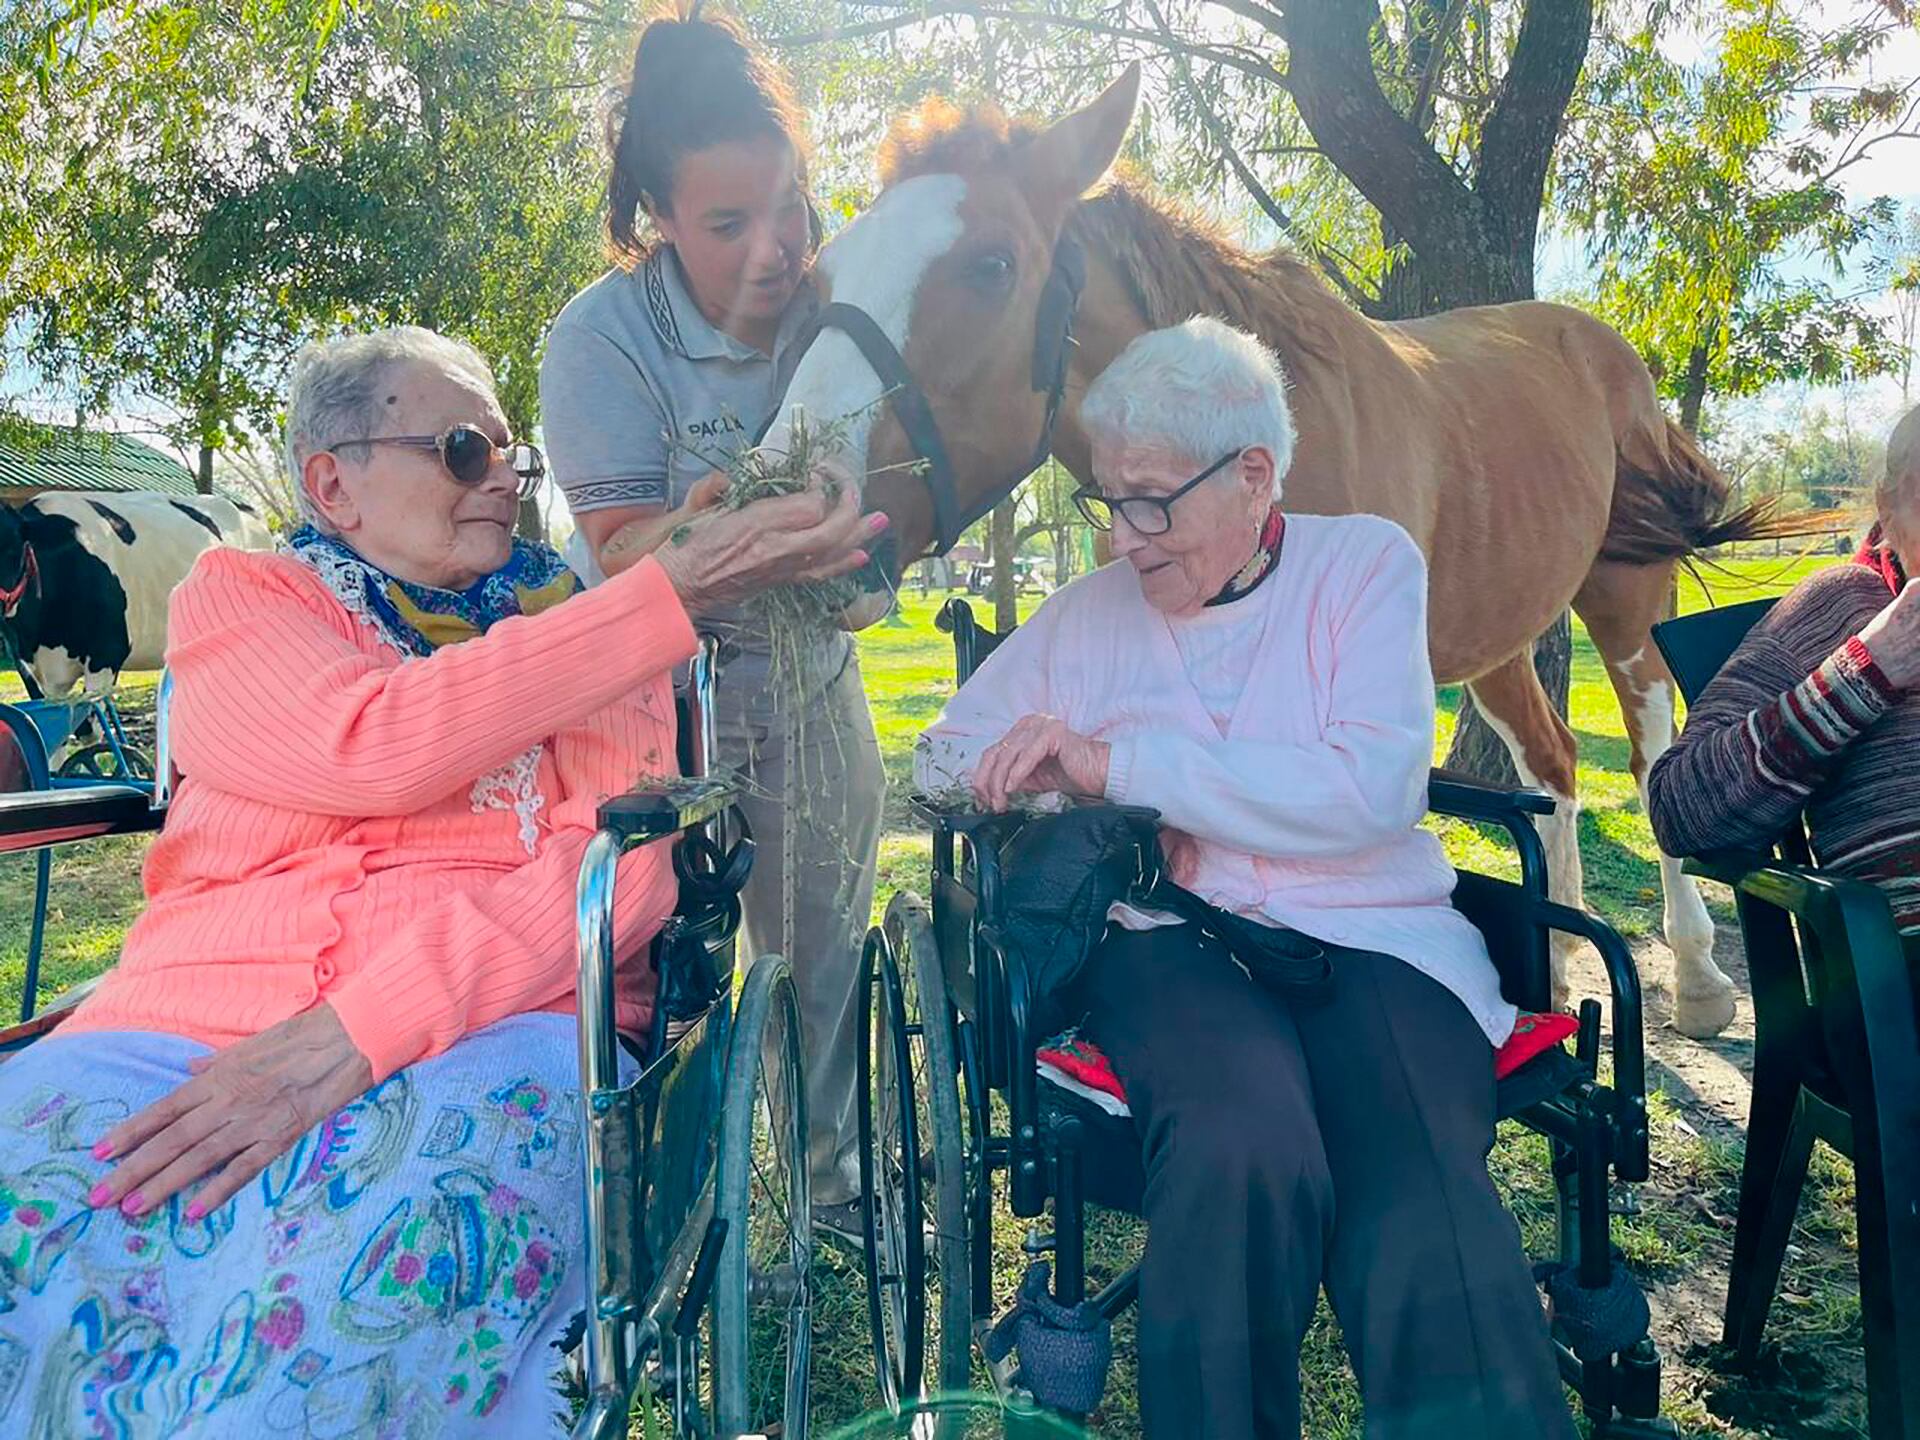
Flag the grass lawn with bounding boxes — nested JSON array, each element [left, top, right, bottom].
[[0, 552, 1865, 1437]]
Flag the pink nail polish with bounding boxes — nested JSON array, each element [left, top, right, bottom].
[[120, 1192, 144, 1216], [91, 1140, 112, 1160], [185, 1200, 205, 1222], [87, 1183, 111, 1207], [867, 512, 890, 533]]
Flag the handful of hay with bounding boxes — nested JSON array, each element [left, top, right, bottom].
[[675, 407, 890, 705]]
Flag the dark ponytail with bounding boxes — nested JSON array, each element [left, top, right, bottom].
[[606, 4, 815, 265]]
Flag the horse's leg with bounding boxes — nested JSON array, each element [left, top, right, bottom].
[[1573, 558, 1734, 1039], [1461, 651, 1585, 1013]]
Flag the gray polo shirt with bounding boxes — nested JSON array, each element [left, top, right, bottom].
[[539, 247, 820, 655]]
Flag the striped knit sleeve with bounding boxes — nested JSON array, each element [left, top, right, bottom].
[[167, 549, 696, 817], [1743, 637, 1899, 795], [1648, 579, 1900, 857]]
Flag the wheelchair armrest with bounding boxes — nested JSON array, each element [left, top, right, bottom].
[[1427, 767, 1556, 821], [908, 791, 1025, 841], [1536, 898, 1651, 1182], [596, 778, 736, 847], [0, 785, 162, 856]]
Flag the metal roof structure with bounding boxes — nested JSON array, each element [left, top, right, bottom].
[[0, 429, 197, 497]]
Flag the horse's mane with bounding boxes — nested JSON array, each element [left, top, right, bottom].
[[878, 98, 1357, 368]]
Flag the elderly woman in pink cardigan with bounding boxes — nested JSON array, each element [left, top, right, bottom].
[[917, 317, 1573, 1440], [0, 326, 876, 1435]]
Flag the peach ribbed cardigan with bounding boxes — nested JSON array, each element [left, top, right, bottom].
[[61, 546, 697, 1082]]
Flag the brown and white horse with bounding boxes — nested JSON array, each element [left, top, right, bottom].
[[769, 67, 1801, 1036]]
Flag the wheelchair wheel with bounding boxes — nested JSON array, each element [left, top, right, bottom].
[[859, 920, 927, 1408], [885, 893, 974, 1397], [711, 953, 813, 1438]]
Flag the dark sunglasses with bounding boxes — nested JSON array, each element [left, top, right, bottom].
[[328, 425, 546, 499], [1072, 449, 1243, 536]]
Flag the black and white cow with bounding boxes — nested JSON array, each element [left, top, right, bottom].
[[0, 490, 273, 698]]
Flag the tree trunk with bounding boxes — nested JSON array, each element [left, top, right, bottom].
[[1677, 337, 1713, 435], [1443, 615, 1571, 783], [197, 443, 215, 496], [990, 497, 1019, 633]]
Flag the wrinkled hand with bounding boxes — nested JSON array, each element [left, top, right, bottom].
[[1858, 577, 1920, 690], [599, 473, 731, 580], [88, 1004, 374, 1221], [971, 714, 1111, 813], [652, 462, 886, 614]]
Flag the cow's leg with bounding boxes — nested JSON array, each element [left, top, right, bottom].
[[1575, 560, 1733, 1038], [1463, 649, 1585, 1014]]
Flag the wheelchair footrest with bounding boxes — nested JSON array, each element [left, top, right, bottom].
[[983, 1261, 1114, 1418]]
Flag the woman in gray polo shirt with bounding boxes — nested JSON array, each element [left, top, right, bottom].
[[538, 8, 880, 1236]]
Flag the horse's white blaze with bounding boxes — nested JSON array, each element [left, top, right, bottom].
[[1475, 692, 1586, 1010], [1630, 671, 1733, 1033], [765, 174, 968, 475]]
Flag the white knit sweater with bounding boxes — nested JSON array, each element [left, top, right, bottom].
[[915, 512, 1516, 1047]]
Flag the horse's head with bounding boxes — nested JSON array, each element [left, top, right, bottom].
[[766, 66, 1140, 628]]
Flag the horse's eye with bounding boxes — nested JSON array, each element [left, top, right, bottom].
[[964, 251, 1014, 290]]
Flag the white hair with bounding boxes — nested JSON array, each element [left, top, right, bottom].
[[282, 326, 496, 530], [1876, 404, 1920, 531], [1079, 316, 1295, 498]]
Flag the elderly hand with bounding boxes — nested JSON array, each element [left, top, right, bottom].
[[600, 472, 731, 579], [972, 714, 1111, 812], [652, 471, 886, 615], [87, 1004, 374, 1221], [1858, 577, 1920, 690]]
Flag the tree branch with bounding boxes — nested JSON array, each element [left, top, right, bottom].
[[1142, 0, 1384, 315], [775, 2, 1288, 89], [1268, 0, 1493, 293], [1474, 0, 1593, 281]]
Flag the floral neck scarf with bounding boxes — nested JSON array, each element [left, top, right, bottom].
[[286, 525, 581, 853], [286, 525, 580, 656], [1207, 507, 1286, 607]]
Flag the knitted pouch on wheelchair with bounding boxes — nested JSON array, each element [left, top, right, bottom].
[[996, 804, 1163, 1041], [984, 1260, 1114, 1416]]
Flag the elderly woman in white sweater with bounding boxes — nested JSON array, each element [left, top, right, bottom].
[[915, 317, 1573, 1440]]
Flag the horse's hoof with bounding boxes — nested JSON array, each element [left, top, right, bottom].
[[1673, 978, 1737, 1038]]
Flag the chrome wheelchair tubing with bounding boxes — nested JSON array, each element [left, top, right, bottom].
[[152, 670, 175, 809], [575, 828, 627, 1407], [687, 635, 718, 779]]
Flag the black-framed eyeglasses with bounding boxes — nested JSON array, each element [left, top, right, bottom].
[[327, 425, 546, 499], [1072, 449, 1243, 535]]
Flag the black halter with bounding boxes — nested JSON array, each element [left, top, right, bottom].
[[788, 236, 1086, 557]]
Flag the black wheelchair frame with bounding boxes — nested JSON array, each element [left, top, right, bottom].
[[856, 598, 1671, 1437]]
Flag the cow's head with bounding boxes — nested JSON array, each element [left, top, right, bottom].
[[763, 68, 1140, 628], [0, 504, 34, 621]]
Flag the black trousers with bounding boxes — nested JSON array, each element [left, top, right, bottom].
[[1072, 925, 1577, 1440]]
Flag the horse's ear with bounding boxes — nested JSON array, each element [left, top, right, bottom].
[[1013, 63, 1140, 219]]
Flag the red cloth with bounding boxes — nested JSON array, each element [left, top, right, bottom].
[[1037, 1011, 1579, 1107], [1493, 1011, 1579, 1079], [1853, 523, 1906, 594]]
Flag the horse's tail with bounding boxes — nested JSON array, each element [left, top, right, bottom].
[[1601, 417, 1828, 565]]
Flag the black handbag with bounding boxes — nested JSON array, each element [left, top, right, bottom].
[[993, 802, 1164, 1040]]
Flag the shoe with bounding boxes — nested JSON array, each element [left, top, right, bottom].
[[811, 1196, 866, 1247]]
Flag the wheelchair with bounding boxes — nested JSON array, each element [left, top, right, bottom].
[[854, 599, 1672, 1437], [0, 641, 811, 1440]]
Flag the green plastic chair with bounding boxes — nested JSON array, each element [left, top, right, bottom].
[[1652, 597, 1920, 1440]]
